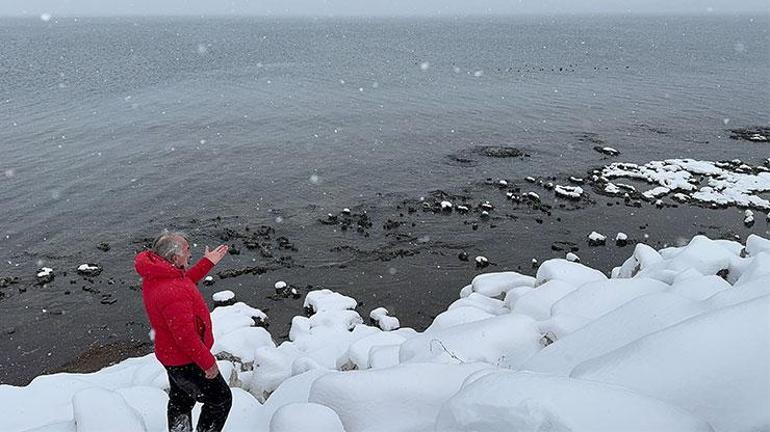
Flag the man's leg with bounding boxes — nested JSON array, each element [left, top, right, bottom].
[[195, 372, 233, 432], [166, 366, 197, 432]]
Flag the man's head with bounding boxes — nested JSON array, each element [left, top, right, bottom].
[[152, 231, 191, 269]]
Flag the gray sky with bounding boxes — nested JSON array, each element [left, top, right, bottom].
[[1, 0, 767, 17]]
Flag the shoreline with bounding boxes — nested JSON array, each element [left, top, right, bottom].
[[1, 155, 767, 386]]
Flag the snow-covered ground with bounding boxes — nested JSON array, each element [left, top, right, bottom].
[[2, 234, 769, 432]]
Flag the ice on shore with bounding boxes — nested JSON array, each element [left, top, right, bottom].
[[2, 235, 769, 432]]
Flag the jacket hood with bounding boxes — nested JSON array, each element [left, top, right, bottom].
[[134, 250, 183, 280]]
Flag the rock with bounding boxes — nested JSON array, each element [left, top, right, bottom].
[[203, 275, 215, 286], [744, 210, 755, 227], [212, 290, 237, 307], [36, 267, 54, 284], [0, 276, 19, 288], [458, 251, 469, 261], [476, 146, 525, 158], [554, 185, 584, 199], [440, 201, 453, 211], [593, 146, 620, 156], [616, 232, 629, 247], [588, 231, 607, 246], [275, 280, 288, 296], [96, 242, 111, 252], [566, 252, 580, 263], [475, 256, 490, 268], [77, 264, 102, 277], [729, 127, 770, 142], [228, 245, 241, 255]]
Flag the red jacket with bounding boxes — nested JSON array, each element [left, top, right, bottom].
[[134, 251, 216, 371]]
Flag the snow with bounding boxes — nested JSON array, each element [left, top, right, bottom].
[[437, 371, 713, 432], [470, 271, 535, 297], [551, 278, 669, 320], [308, 363, 488, 432], [269, 403, 345, 432], [369, 307, 400, 331], [535, 259, 607, 286], [36, 267, 53, 278], [212, 290, 235, 302], [72, 388, 146, 432], [304, 289, 357, 313], [587, 231, 607, 245], [4, 234, 770, 432], [76, 264, 99, 272], [573, 295, 770, 432], [554, 185, 584, 199], [399, 314, 542, 368], [600, 158, 770, 209]]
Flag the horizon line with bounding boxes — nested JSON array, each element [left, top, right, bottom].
[[1, 10, 767, 19]]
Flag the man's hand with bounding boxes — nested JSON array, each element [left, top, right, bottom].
[[204, 245, 229, 265], [204, 363, 219, 379]]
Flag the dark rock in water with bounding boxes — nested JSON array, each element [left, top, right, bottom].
[[0, 276, 19, 288], [593, 146, 620, 156], [276, 236, 296, 251], [253, 316, 269, 328], [36, 268, 55, 285], [228, 245, 241, 255], [77, 264, 103, 277], [218, 266, 269, 279], [100, 295, 117, 305], [729, 127, 770, 143], [96, 242, 111, 252], [458, 251, 469, 261], [475, 256, 490, 268], [476, 146, 526, 158], [551, 241, 579, 252], [202, 276, 215, 286], [213, 291, 237, 308], [383, 219, 401, 230]]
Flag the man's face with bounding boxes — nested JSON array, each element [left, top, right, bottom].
[[172, 239, 191, 269]]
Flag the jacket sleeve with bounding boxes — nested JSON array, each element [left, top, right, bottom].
[[161, 300, 217, 371], [186, 257, 214, 284]]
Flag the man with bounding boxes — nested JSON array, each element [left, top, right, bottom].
[[134, 231, 231, 432]]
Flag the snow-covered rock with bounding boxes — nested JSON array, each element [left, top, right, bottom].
[[573, 295, 770, 432], [436, 371, 713, 432]]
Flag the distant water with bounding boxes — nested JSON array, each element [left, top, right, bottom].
[[0, 15, 768, 254], [0, 15, 768, 385]]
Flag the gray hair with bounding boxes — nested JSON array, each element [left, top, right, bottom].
[[151, 230, 189, 262]]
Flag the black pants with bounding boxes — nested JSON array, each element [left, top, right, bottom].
[[165, 364, 232, 432]]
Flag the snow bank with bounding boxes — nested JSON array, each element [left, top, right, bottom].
[[308, 363, 488, 432], [269, 402, 345, 432], [573, 295, 770, 432], [436, 371, 713, 432]]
